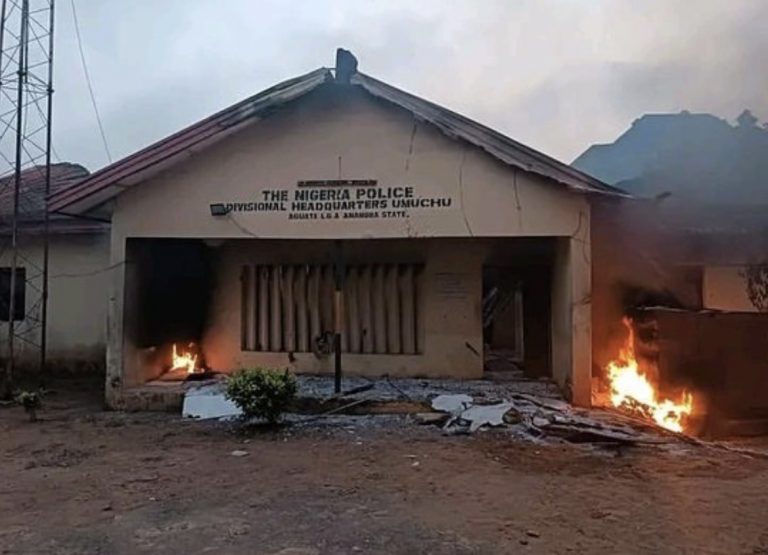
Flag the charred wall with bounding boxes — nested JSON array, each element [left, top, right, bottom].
[[127, 238, 216, 348], [591, 199, 701, 377], [637, 308, 768, 434]]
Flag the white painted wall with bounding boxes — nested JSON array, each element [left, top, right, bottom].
[[0, 232, 110, 370], [208, 238, 483, 379], [109, 87, 588, 242], [105, 84, 593, 405]]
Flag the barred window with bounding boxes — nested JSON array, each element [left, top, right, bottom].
[[241, 264, 422, 354]]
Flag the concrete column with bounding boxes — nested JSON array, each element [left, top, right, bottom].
[[551, 235, 592, 407], [106, 235, 128, 407]]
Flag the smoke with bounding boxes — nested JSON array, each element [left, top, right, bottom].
[[51, 0, 768, 170]]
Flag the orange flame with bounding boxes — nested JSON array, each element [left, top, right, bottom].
[[171, 343, 199, 374], [606, 318, 693, 433]]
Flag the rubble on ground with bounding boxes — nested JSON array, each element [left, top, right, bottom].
[[181, 374, 694, 447], [426, 392, 675, 444]]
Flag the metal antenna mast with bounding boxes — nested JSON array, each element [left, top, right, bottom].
[[0, 0, 55, 397]]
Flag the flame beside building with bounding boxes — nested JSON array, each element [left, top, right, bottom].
[[606, 318, 693, 433], [171, 343, 199, 374]]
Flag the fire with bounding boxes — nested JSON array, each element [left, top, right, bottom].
[[606, 318, 693, 433], [171, 343, 199, 374]]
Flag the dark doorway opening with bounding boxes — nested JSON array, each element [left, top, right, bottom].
[[483, 266, 524, 364], [129, 239, 215, 349], [482, 239, 553, 379]]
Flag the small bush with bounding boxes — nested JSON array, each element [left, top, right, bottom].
[[15, 390, 41, 422], [225, 368, 297, 424]]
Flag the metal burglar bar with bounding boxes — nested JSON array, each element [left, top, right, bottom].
[[241, 263, 422, 356], [0, 0, 55, 394]]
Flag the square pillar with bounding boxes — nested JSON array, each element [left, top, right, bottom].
[[105, 235, 127, 408], [551, 236, 592, 406]]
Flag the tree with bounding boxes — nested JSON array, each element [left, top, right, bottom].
[[742, 264, 768, 312]]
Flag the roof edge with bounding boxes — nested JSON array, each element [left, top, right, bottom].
[[50, 67, 333, 213], [51, 61, 627, 214], [351, 72, 626, 197]]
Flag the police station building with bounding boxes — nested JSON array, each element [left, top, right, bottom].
[[50, 50, 619, 409]]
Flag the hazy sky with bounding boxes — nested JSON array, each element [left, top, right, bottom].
[[52, 0, 768, 172]]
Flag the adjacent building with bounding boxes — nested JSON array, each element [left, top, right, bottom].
[[576, 110, 768, 433], [0, 163, 109, 372]]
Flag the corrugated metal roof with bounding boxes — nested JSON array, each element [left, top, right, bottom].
[[0, 162, 88, 220], [50, 66, 622, 214], [0, 163, 106, 234], [49, 68, 334, 214]]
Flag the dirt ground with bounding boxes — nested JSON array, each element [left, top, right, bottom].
[[2, 380, 768, 555]]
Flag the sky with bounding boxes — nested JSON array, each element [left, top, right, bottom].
[[49, 0, 768, 173]]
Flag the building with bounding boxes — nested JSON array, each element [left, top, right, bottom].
[[50, 50, 621, 409], [575, 110, 768, 433], [0, 163, 109, 373]]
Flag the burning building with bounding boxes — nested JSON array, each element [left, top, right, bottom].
[[578, 110, 768, 436], [49, 49, 624, 410]]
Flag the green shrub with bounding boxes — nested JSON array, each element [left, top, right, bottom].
[[15, 390, 41, 422], [225, 368, 297, 424]]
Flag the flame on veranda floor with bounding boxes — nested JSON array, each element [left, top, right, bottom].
[[606, 318, 693, 433], [171, 343, 199, 374]]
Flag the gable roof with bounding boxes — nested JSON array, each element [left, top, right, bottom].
[[50, 65, 622, 215], [350, 72, 622, 197]]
